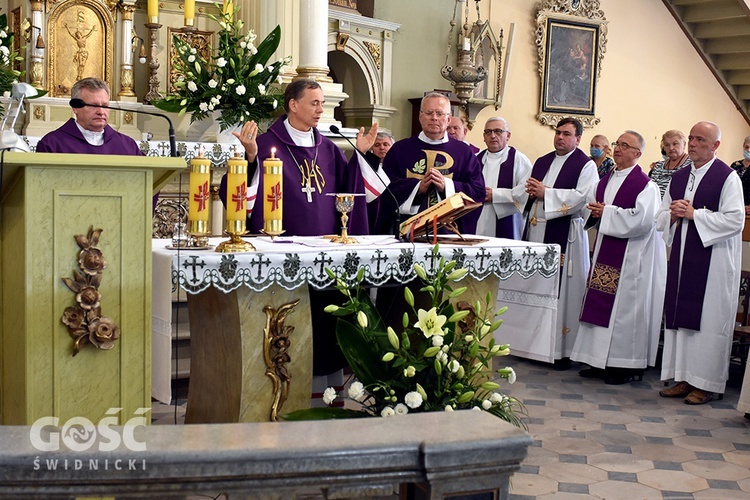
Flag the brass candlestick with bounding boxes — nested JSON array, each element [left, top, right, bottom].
[[216, 154, 255, 253], [144, 22, 163, 104]]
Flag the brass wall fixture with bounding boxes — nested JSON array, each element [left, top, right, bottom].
[[60, 226, 121, 356], [263, 299, 300, 421]]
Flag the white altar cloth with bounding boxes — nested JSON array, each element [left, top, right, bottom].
[[152, 235, 561, 404]]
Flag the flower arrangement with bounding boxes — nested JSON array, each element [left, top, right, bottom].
[[152, 4, 292, 131], [61, 227, 121, 356], [284, 246, 526, 428]]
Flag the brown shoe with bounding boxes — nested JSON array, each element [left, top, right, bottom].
[[684, 389, 714, 405], [659, 381, 692, 397]]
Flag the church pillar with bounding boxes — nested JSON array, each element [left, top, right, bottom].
[[296, 0, 332, 83], [118, 2, 137, 98], [29, 0, 44, 88]]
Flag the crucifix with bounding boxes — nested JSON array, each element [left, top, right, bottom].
[[301, 180, 315, 203]]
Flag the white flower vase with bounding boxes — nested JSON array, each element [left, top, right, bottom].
[[199, 111, 242, 144]]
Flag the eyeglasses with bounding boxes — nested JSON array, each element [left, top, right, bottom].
[[611, 141, 640, 152], [421, 110, 448, 118], [483, 128, 508, 136]]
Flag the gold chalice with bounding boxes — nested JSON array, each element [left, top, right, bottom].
[[327, 193, 364, 245]]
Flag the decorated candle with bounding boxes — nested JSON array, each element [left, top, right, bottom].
[[188, 153, 211, 236], [225, 153, 249, 235], [184, 0, 195, 26], [147, 0, 159, 23], [262, 148, 283, 236]]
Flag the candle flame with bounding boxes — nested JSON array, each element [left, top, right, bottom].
[[271, 147, 276, 158]]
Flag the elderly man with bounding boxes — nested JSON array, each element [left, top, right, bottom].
[[571, 130, 665, 384], [363, 132, 395, 233], [475, 117, 532, 240], [379, 92, 485, 234], [522, 117, 598, 368], [658, 121, 744, 404], [36, 77, 141, 155], [447, 115, 479, 154]]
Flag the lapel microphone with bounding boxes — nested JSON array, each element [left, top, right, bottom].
[[69, 98, 178, 158], [329, 124, 402, 239]]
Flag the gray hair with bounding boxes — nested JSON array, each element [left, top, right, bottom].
[[71, 77, 110, 100], [623, 130, 646, 151], [743, 135, 750, 145], [484, 116, 509, 131], [376, 132, 394, 143], [420, 92, 451, 113]]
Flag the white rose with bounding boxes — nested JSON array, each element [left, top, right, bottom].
[[187, 81, 198, 92], [490, 392, 503, 403], [347, 381, 366, 402], [250, 45, 258, 55], [207, 103, 215, 110], [272, 99, 278, 109], [240, 41, 247, 49], [481, 399, 492, 410], [380, 406, 395, 417], [394, 403, 408, 415], [235, 84, 246, 96], [431, 335, 444, 347], [190, 47, 197, 54], [255, 63, 264, 73], [258, 84, 266, 95], [249, 97, 256, 105], [187, 55, 195, 63], [404, 391, 423, 409], [208, 79, 218, 89], [217, 57, 227, 68], [322, 387, 337, 405], [198, 102, 208, 111], [448, 360, 460, 373], [444, 405, 454, 412]]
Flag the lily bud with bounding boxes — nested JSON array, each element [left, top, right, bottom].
[[382, 352, 395, 362], [323, 304, 339, 313], [413, 264, 427, 280], [404, 286, 414, 307], [387, 327, 400, 349], [357, 311, 368, 328]]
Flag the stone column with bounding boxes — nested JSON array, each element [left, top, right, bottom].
[[295, 0, 331, 82], [118, 2, 137, 98], [29, 0, 44, 88]]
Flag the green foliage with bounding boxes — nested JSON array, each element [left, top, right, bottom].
[[0, 14, 46, 118], [151, 4, 291, 130]]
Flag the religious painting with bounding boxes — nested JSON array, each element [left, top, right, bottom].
[[535, 0, 608, 128], [167, 28, 213, 94], [541, 19, 598, 115]]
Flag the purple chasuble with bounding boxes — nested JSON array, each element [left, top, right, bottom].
[[36, 118, 143, 156], [579, 166, 650, 327], [525, 148, 590, 254], [664, 160, 732, 330], [219, 115, 368, 237], [478, 147, 517, 239], [380, 136, 485, 234]]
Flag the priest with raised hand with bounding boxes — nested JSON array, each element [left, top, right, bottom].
[[657, 121, 744, 405], [219, 78, 378, 382], [571, 130, 665, 385]]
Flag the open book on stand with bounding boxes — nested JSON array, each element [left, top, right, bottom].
[[399, 192, 486, 244]]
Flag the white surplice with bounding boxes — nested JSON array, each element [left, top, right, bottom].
[[571, 167, 666, 369], [475, 146, 533, 240], [519, 150, 598, 361], [656, 159, 744, 393]]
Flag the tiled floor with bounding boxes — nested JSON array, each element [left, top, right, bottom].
[[151, 358, 750, 499]]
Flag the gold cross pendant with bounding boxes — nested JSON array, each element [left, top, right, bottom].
[[530, 216, 537, 226]]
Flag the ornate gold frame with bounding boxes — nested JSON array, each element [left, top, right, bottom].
[[167, 27, 213, 94], [46, 0, 115, 96], [535, 0, 607, 128]]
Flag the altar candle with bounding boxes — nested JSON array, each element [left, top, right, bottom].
[[188, 153, 211, 235], [262, 148, 283, 235], [184, 0, 195, 26], [462, 36, 471, 51], [226, 153, 248, 234], [147, 0, 159, 23], [222, 0, 233, 22]]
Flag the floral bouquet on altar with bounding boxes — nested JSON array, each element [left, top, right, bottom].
[[283, 246, 526, 428], [0, 14, 46, 117], [152, 4, 292, 131]]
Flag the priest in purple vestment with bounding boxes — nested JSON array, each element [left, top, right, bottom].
[[378, 92, 485, 235], [657, 121, 744, 404], [36, 78, 142, 156], [219, 79, 378, 377]]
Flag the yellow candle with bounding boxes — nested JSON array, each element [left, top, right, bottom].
[[226, 154, 248, 236], [263, 148, 283, 235], [188, 155, 211, 235], [223, 0, 233, 22], [147, 0, 159, 23], [184, 0, 195, 26]]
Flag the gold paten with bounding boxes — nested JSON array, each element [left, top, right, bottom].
[[263, 299, 300, 421]]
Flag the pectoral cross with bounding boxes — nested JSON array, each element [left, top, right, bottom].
[[301, 181, 315, 203]]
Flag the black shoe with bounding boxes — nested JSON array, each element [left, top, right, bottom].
[[604, 368, 643, 385], [553, 357, 571, 371], [579, 367, 606, 379]]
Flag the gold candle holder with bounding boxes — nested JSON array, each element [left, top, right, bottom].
[[143, 22, 163, 104], [261, 148, 285, 239], [188, 152, 211, 247], [217, 153, 255, 253]]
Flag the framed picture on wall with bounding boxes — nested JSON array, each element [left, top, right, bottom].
[[535, 0, 608, 128]]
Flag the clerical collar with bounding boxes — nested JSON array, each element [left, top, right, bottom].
[[486, 146, 509, 159], [75, 121, 105, 146], [418, 131, 449, 145], [613, 165, 635, 175], [555, 149, 575, 159], [283, 118, 315, 147]]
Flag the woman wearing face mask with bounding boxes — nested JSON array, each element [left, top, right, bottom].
[[589, 134, 613, 178], [647, 130, 692, 199], [730, 136, 750, 214]]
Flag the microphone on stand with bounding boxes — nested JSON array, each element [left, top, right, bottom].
[[329, 124, 402, 239], [69, 98, 178, 158]]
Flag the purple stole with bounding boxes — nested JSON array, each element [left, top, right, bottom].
[[526, 148, 590, 254], [664, 160, 732, 330], [479, 147, 517, 238], [579, 166, 650, 327]]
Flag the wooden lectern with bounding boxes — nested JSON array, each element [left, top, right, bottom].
[[0, 152, 183, 425]]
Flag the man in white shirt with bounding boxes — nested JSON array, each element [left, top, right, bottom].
[[447, 115, 480, 154], [571, 130, 665, 384], [475, 117, 532, 240]]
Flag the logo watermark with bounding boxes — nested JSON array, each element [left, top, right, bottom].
[[30, 407, 150, 472]]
